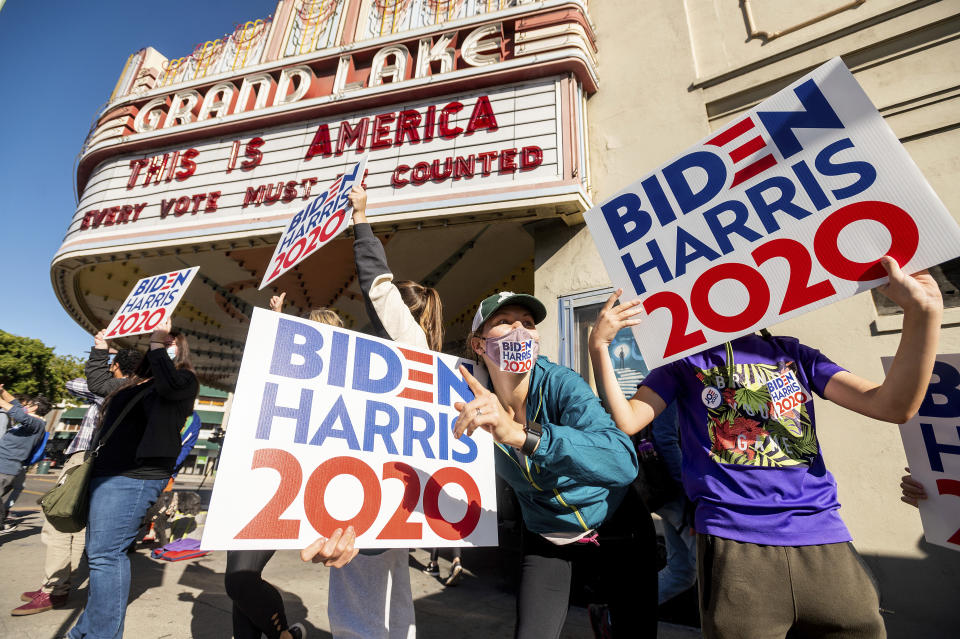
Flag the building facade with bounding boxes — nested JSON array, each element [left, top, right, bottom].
[[52, 0, 960, 634]]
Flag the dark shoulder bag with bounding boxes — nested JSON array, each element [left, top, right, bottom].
[[41, 386, 151, 533], [631, 437, 682, 513]]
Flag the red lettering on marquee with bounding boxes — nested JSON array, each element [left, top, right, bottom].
[[390, 145, 544, 188], [395, 110, 421, 146], [499, 148, 517, 173], [127, 159, 149, 189], [371, 112, 397, 149], [242, 138, 264, 170], [175, 148, 200, 180], [337, 118, 368, 155], [305, 125, 332, 160], [438, 102, 464, 139], [466, 95, 498, 134], [206, 191, 221, 212], [244, 185, 266, 207]]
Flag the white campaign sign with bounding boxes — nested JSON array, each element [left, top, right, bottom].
[[884, 354, 960, 552], [201, 308, 498, 550], [104, 267, 199, 338], [585, 57, 960, 367], [259, 156, 367, 290]]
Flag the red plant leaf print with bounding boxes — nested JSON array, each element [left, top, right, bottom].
[[713, 415, 767, 460]]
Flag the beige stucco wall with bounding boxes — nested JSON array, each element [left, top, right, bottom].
[[534, 0, 960, 635]]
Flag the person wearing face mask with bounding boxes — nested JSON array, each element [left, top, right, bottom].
[[67, 318, 198, 639], [453, 292, 657, 639]]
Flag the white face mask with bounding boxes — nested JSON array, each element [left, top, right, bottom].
[[484, 326, 539, 373], [166, 346, 177, 361]]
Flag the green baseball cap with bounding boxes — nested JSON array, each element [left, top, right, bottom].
[[471, 291, 547, 331]]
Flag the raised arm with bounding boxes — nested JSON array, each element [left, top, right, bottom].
[[85, 330, 127, 397], [1, 399, 45, 434], [824, 257, 943, 423], [148, 320, 198, 401], [348, 186, 427, 347], [588, 290, 664, 435]]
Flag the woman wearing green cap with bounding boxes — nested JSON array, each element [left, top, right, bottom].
[[454, 292, 657, 638]]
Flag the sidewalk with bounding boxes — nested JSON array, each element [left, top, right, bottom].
[[1, 484, 701, 638]]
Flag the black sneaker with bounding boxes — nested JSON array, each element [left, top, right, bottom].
[[423, 561, 440, 576]]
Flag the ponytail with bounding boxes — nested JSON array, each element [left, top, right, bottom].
[[396, 280, 444, 351]]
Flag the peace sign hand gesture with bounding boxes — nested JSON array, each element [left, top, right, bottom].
[[453, 365, 526, 449]]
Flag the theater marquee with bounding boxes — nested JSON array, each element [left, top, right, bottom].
[[60, 76, 581, 256], [51, 0, 598, 386]]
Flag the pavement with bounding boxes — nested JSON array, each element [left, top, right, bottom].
[[0, 473, 702, 639]]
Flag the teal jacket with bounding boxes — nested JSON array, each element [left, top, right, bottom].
[[494, 356, 639, 534]]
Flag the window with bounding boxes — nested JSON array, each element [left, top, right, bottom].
[[558, 289, 649, 399]]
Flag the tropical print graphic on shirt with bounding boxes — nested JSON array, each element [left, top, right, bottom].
[[695, 345, 818, 467]]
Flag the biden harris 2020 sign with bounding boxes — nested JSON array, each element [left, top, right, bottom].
[[202, 308, 497, 550], [585, 57, 960, 368]]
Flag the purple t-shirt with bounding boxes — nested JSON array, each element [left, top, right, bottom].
[[642, 334, 851, 546]]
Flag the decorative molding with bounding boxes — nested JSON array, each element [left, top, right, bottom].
[[741, 0, 867, 43]]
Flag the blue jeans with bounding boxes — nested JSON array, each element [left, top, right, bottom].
[[69, 475, 166, 639], [655, 496, 697, 604]]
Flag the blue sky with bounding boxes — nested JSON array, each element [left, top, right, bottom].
[[0, 0, 273, 358]]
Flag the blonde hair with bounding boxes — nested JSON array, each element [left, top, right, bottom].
[[307, 307, 344, 327], [396, 280, 443, 351]]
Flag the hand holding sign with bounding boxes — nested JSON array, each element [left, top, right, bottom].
[[901, 467, 928, 508], [348, 185, 367, 225], [873, 257, 942, 315], [150, 317, 173, 345], [454, 365, 525, 448], [300, 526, 359, 568]]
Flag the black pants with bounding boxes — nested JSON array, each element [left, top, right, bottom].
[[429, 547, 462, 563], [515, 490, 659, 639], [225, 550, 288, 639]]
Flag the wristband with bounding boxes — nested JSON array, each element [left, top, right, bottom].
[[521, 421, 542, 456]]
